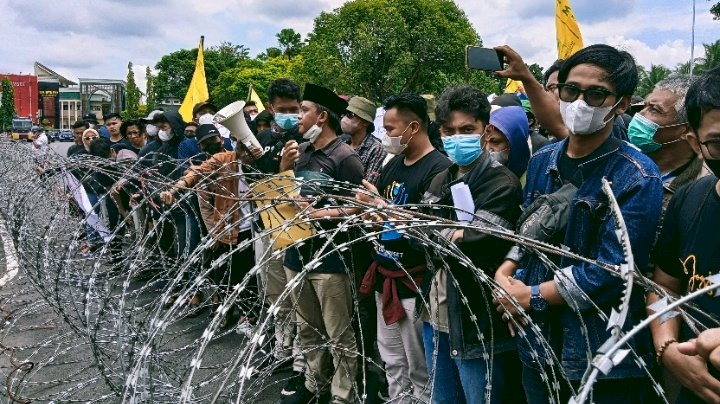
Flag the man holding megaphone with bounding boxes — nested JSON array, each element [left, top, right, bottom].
[[279, 83, 365, 404]]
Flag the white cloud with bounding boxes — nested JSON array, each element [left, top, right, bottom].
[[0, 0, 716, 86]]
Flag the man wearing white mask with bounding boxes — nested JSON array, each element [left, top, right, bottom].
[[493, 44, 663, 402], [279, 83, 364, 404], [355, 93, 450, 403]]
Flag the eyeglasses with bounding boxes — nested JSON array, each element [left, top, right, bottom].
[[699, 138, 720, 159], [557, 83, 616, 107], [344, 111, 357, 119], [83, 136, 98, 141]]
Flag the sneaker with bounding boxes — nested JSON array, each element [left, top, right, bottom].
[[281, 371, 305, 396], [280, 382, 318, 404]]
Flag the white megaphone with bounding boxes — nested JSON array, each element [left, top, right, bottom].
[[213, 100, 265, 157]]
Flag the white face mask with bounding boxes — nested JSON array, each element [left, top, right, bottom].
[[382, 123, 415, 155], [560, 99, 621, 135], [489, 149, 509, 166], [158, 129, 173, 142], [146, 124, 158, 137], [198, 113, 215, 125], [249, 113, 258, 121], [303, 122, 323, 143]]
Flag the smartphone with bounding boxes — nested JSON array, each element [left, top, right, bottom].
[[465, 46, 503, 71]]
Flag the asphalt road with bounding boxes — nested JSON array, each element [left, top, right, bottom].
[[0, 141, 291, 403]]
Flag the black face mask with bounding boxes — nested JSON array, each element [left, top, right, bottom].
[[203, 142, 224, 156]]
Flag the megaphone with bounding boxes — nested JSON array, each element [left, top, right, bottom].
[[213, 100, 265, 157]]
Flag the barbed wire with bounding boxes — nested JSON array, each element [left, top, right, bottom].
[[0, 140, 716, 403]]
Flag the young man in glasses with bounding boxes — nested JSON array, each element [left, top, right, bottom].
[[493, 44, 664, 402], [647, 67, 720, 403]]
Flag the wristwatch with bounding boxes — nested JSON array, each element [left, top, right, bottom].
[[530, 285, 549, 312]]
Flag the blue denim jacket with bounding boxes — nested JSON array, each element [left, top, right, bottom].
[[518, 134, 662, 380]]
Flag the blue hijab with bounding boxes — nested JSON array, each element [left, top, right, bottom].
[[489, 106, 530, 178]]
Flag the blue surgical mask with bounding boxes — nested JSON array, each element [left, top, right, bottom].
[[442, 134, 483, 166], [628, 113, 685, 153], [274, 113, 299, 130]]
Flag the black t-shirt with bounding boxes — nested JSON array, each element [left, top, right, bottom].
[[558, 136, 622, 186], [655, 176, 720, 336], [372, 150, 452, 297], [67, 144, 86, 157], [255, 127, 305, 174], [284, 137, 365, 274], [654, 175, 720, 402]]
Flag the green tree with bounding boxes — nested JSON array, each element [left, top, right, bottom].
[[145, 66, 155, 111], [154, 41, 250, 100], [0, 77, 16, 132], [257, 47, 283, 61], [123, 62, 141, 119], [300, 0, 481, 102], [211, 56, 305, 107], [528, 63, 545, 84], [277, 28, 305, 58], [711, 1, 719, 19], [695, 39, 720, 73], [636, 64, 672, 97]]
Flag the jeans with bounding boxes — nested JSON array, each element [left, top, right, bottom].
[[521, 364, 654, 404], [423, 323, 507, 404], [85, 192, 103, 247]]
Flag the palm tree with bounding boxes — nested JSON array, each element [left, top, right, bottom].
[[636, 64, 672, 97], [694, 40, 720, 74]]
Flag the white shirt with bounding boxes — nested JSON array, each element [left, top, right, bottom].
[[33, 132, 48, 158]]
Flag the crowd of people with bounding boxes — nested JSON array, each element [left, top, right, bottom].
[[38, 43, 720, 404]]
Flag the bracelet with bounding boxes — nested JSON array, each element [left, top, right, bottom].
[[656, 338, 678, 365]]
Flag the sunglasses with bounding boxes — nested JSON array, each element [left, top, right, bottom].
[[557, 83, 616, 107]]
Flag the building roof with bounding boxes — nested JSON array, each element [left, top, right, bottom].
[[34, 62, 77, 86]]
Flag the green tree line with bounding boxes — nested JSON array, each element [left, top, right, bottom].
[[126, 0, 720, 116]]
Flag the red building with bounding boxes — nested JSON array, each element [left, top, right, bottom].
[[0, 74, 39, 123]]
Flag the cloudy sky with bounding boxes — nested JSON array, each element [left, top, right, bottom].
[[0, 0, 716, 93]]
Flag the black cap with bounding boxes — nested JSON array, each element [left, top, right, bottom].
[[83, 112, 98, 124], [302, 83, 348, 117], [192, 101, 218, 118], [490, 93, 521, 107], [255, 110, 273, 124], [195, 124, 220, 144]]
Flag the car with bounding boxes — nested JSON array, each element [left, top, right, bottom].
[[47, 130, 59, 143], [59, 131, 74, 142]]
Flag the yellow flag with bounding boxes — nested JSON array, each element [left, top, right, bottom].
[[556, 0, 584, 59], [505, 79, 524, 94], [247, 85, 266, 113], [178, 36, 210, 122]]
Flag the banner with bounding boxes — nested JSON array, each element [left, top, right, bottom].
[[556, 0, 584, 59], [178, 36, 210, 122]]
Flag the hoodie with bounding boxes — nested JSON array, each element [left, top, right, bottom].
[[489, 106, 530, 178], [138, 110, 187, 179]]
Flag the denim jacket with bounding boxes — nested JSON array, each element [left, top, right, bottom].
[[518, 134, 662, 380]]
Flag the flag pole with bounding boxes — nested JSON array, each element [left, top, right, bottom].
[[247, 84, 253, 102], [690, 0, 696, 77]]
